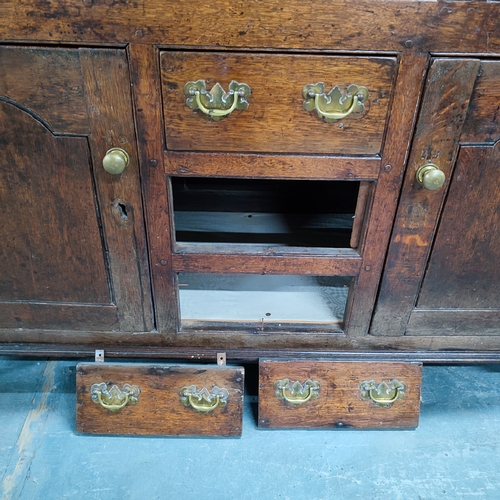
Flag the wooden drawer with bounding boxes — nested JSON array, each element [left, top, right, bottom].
[[161, 51, 396, 155], [76, 363, 244, 437], [259, 360, 422, 429]]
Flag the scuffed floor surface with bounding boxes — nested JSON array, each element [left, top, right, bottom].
[[1, 358, 499, 499]]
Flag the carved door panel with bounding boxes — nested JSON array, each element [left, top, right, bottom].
[[0, 46, 152, 333], [372, 58, 500, 337]]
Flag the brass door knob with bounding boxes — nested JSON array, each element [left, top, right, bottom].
[[102, 148, 130, 175], [416, 162, 446, 190]]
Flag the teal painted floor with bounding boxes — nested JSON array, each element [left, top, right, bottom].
[[1, 358, 500, 499]]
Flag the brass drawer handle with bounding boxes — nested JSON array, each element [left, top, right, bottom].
[[303, 83, 369, 123], [274, 378, 320, 406], [180, 385, 229, 413], [102, 147, 130, 175], [359, 379, 407, 407], [90, 383, 140, 412], [416, 162, 446, 191], [184, 80, 251, 121]]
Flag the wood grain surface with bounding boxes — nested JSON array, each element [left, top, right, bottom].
[[461, 61, 500, 144], [407, 310, 500, 337], [171, 252, 361, 276], [165, 152, 380, 181], [417, 145, 500, 310], [371, 58, 480, 337], [80, 48, 153, 332], [402, 143, 500, 336], [350, 181, 371, 249], [0, 101, 109, 304], [1, 1, 500, 354], [0, 303, 119, 331], [76, 363, 244, 436], [259, 360, 422, 429], [0, 47, 153, 333], [343, 52, 429, 337], [2, 328, 500, 352], [0, 46, 89, 135], [129, 43, 180, 334], [1, 1, 499, 54], [161, 52, 396, 155]]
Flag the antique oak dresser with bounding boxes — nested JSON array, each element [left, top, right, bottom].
[[1, 0, 500, 433]]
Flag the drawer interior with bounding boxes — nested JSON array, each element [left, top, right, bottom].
[[178, 273, 352, 331], [172, 177, 362, 249]]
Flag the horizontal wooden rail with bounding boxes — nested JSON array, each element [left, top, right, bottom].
[[171, 251, 362, 276], [166, 152, 380, 180], [1, 1, 499, 54]]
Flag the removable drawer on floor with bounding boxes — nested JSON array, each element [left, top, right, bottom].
[[259, 360, 422, 429], [161, 51, 396, 155], [76, 363, 244, 437]]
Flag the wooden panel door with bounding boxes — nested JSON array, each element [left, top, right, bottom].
[[0, 47, 152, 333], [372, 58, 500, 337]]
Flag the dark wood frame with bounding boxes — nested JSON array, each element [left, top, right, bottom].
[[1, 1, 500, 360]]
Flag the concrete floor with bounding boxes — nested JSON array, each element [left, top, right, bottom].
[[1, 358, 500, 500]]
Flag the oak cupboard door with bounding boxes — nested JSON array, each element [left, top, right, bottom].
[[372, 58, 500, 337], [0, 46, 152, 333], [405, 143, 500, 335]]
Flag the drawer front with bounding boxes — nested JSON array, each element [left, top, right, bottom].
[[259, 360, 421, 429], [161, 52, 396, 155], [76, 363, 244, 436]]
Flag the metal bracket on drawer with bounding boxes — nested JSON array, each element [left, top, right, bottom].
[[217, 352, 227, 366], [95, 350, 105, 363]]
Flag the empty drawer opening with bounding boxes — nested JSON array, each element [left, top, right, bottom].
[[172, 178, 363, 249], [178, 273, 352, 332]]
